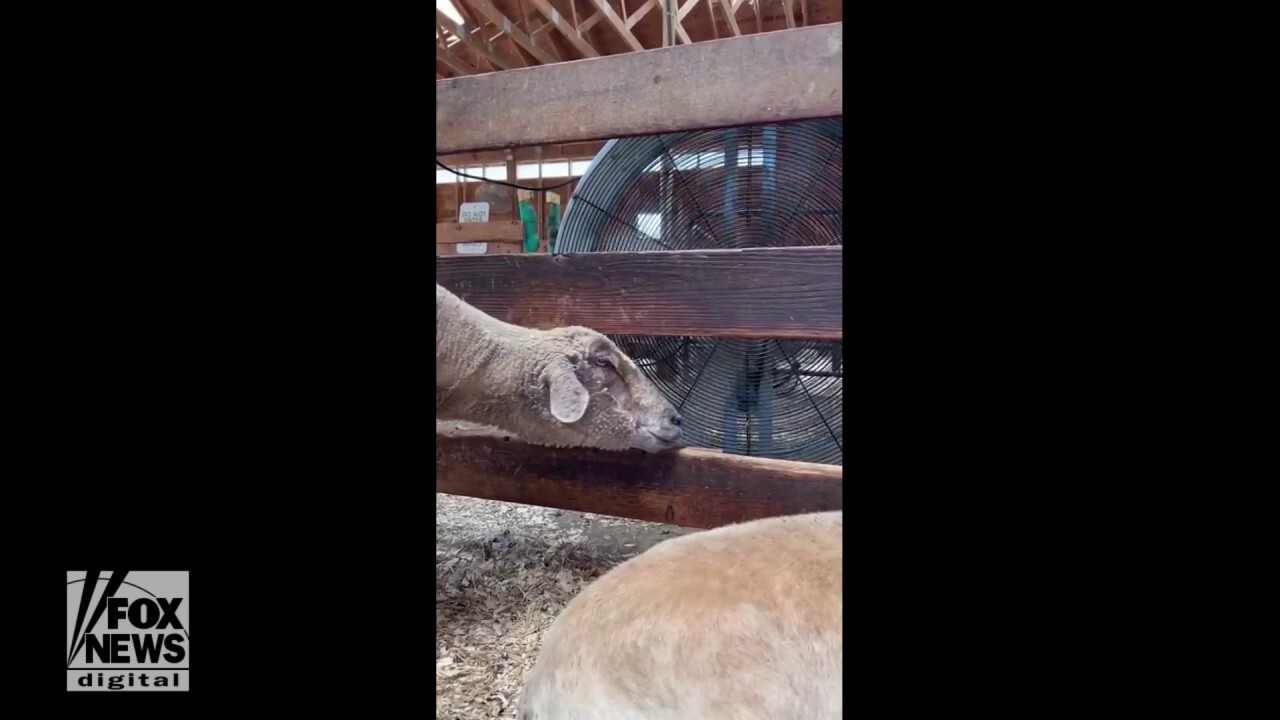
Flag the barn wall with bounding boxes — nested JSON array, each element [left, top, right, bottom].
[[436, 164, 842, 243], [436, 176, 580, 224]]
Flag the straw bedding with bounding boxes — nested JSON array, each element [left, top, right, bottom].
[[435, 493, 693, 719]]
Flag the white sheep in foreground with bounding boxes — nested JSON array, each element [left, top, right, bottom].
[[518, 511, 843, 720], [436, 283, 684, 452]]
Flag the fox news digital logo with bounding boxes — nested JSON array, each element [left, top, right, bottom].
[[67, 571, 189, 692]]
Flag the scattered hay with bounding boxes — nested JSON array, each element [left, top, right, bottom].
[[435, 494, 693, 719]]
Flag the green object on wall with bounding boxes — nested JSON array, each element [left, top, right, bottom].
[[547, 202, 561, 253], [518, 201, 539, 253]]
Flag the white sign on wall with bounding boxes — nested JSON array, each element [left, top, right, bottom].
[[458, 202, 490, 224], [455, 202, 491, 254]]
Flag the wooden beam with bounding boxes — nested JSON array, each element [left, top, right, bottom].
[[665, 0, 693, 45], [675, 13, 692, 43], [782, 0, 795, 29], [436, 220, 525, 243], [718, 0, 741, 35], [437, 10, 515, 70], [528, 0, 601, 57], [467, 0, 559, 64], [439, 140, 608, 166], [436, 246, 843, 340], [589, 0, 645, 51], [518, 0, 536, 33], [451, 0, 485, 28], [436, 23, 842, 154], [800, 0, 808, 26], [579, 9, 605, 32], [438, 241, 523, 256], [437, 47, 479, 76], [436, 423, 843, 529], [517, 0, 560, 61], [625, 0, 657, 29]]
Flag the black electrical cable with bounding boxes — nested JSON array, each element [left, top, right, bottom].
[[435, 160, 579, 191], [436, 157, 674, 249]]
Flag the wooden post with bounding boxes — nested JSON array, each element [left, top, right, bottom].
[[545, 191, 561, 255], [536, 146, 548, 253], [505, 152, 518, 221], [453, 174, 462, 219], [661, 0, 673, 46]]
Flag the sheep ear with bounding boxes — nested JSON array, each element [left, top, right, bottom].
[[543, 360, 589, 424]]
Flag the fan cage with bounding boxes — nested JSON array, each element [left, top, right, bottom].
[[559, 118, 842, 466]]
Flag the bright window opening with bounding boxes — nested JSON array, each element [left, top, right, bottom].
[[436, 0, 464, 24], [643, 149, 767, 172], [435, 164, 509, 184], [636, 213, 662, 240], [438, 159, 596, 184], [437, 1, 465, 47], [514, 160, 593, 179]]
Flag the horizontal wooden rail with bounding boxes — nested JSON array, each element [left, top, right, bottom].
[[436, 221, 524, 243], [436, 423, 842, 529], [435, 245, 842, 340], [436, 23, 843, 155], [437, 242, 523, 256]]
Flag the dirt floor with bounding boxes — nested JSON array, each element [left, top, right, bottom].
[[435, 493, 696, 719]]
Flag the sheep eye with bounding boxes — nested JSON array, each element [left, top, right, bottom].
[[593, 357, 613, 369]]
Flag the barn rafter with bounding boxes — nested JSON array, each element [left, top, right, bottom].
[[435, 0, 838, 78]]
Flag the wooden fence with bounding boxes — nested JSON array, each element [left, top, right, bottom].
[[436, 23, 843, 529]]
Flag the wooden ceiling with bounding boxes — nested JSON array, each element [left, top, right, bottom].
[[436, 0, 842, 78]]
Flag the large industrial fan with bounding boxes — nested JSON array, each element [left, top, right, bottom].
[[558, 118, 842, 465]]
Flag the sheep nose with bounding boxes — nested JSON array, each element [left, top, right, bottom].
[[669, 411, 682, 427]]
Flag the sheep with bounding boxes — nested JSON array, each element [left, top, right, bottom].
[[436, 283, 684, 452], [518, 510, 843, 720]]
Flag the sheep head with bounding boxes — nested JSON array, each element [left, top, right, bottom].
[[525, 326, 684, 452]]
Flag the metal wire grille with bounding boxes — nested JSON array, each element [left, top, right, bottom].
[[559, 118, 842, 465]]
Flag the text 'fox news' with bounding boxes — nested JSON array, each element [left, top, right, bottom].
[[67, 570, 189, 692]]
